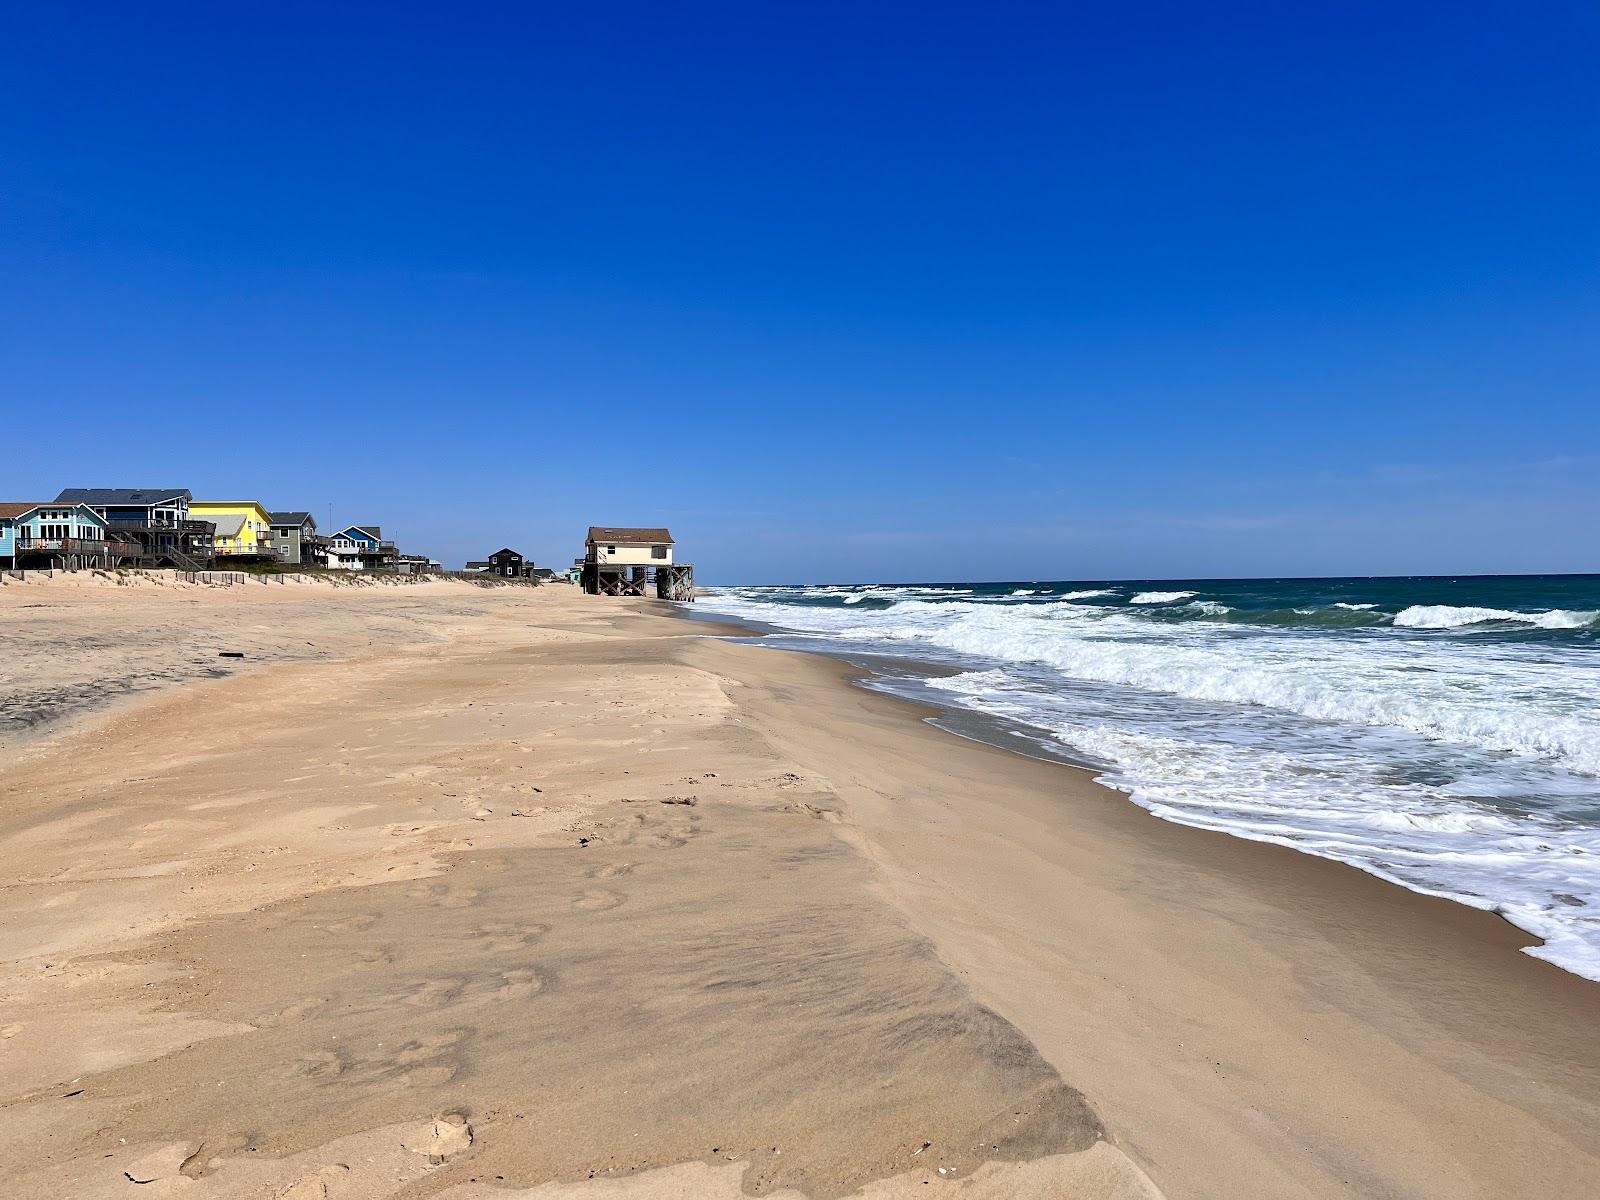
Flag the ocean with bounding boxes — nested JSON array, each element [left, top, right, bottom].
[[691, 575, 1600, 982]]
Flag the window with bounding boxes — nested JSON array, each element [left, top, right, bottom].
[[652, 545, 667, 559], [606, 545, 616, 555]]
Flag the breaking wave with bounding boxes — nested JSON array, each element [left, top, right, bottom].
[[1129, 590, 1196, 605], [1394, 605, 1598, 630]]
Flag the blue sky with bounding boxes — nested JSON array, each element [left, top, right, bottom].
[[4, 2, 1597, 580]]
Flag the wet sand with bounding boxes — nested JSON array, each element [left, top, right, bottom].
[[0, 579, 1596, 1197]]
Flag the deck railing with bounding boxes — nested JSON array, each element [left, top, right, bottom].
[[17, 537, 113, 553], [105, 517, 215, 535]]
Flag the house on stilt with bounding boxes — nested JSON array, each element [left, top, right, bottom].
[[580, 526, 693, 599]]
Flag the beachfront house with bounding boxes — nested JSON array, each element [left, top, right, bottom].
[[326, 525, 398, 570], [54, 487, 214, 568], [581, 526, 692, 598], [586, 527, 673, 568], [191, 501, 276, 559], [1, 502, 141, 570], [487, 548, 528, 578], [269, 511, 326, 567]]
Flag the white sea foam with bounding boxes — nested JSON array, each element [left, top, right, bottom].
[[1010, 589, 1039, 596], [1129, 590, 1196, 604], [1394, 605, 1598, 630], [696, 583, 1600, 979], [705, 591, 1600, 775], [1334, 602, 1379, 611], [1185, 600, 1232, 616], [1058, 589, 1117, 601], [920, 667, 1600, 982]]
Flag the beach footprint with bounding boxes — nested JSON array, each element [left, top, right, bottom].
[[472, 920, 550, 953], [405, 880, 481, 909], [572, 888, 626, 911], [324, 913, 378, 934], [261, 995, 331, 1027]]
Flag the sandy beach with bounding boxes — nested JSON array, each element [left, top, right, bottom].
[[1, 577, 1596, 1198]]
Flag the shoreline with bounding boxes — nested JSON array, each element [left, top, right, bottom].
[[1, 583, 1596, 1197], [671, 598, 1600, 1194], [680, 587, 1600, 984], [672, 630, 1600, 1200], [684, 602, 1576, 943]]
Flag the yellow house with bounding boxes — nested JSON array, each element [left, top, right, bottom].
[[191, 500, 275, 557]]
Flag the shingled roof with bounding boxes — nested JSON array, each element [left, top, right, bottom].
[[0, 502, 43, 520], [270, 511, 315, 528], [56, 488, 191, 506], [586, 526, 673, 545]]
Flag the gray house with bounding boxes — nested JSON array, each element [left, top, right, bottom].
[[269, 511, 323, 566]]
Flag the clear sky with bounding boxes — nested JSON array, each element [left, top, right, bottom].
[[4, 2, 1597, 581]]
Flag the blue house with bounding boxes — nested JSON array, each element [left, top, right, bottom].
[[325, 525, 398, 570], [0, 502, 139, 569]]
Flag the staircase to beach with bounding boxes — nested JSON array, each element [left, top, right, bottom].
[[160, 546, 208, 571]]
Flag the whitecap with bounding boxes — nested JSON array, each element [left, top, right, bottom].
[[1394, 605, 1598, 630], [1130, 590, 1197, 605]]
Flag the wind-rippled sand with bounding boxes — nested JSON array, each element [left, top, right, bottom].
[[0, 578, 1157, 1198]]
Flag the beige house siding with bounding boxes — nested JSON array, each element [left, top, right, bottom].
[[589, 541, 672, 566]]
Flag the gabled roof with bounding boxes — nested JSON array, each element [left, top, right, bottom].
[[210, 514, 247, 538], [270, 511, 315, 528], [56, 488, 191, 506], [331, 525, 382, 540], [489, 547, 524, 558], [1, 502, 102, 521], [586, 526, 673, 545]]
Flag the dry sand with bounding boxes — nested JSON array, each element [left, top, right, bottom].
[[0, 576, 1595, 1198]]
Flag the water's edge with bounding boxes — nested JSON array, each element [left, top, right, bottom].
[[669, 593, 1600, 983]]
